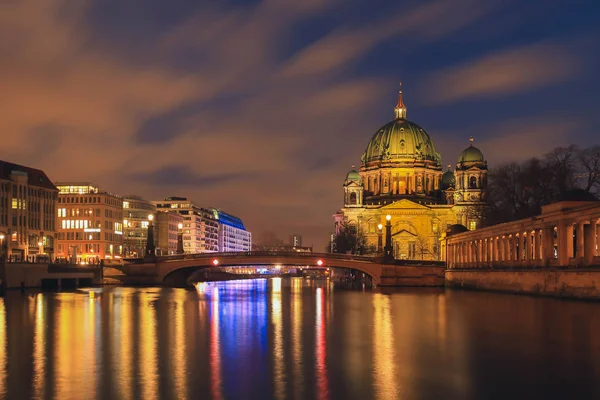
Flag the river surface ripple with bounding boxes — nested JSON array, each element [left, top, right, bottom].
[[0, 278, 599, 399]]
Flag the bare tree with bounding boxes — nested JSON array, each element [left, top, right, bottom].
[[577, 146, 600, 193], [414, 233, 440, 260], [544, 145, 578, 196], [333, 225, 375, 255]]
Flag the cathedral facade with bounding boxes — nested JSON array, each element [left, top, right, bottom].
[[333, 85, 488, 261]]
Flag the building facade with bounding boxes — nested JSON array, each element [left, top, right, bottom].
[[333, 85, 488, 260], [156, 210, 183, 255], [0, 160, 58, 262], [123, 195, 156, 258], [154, 197, 218, 253], [55, 183, 124, 263], [212, 209, 252, 252]]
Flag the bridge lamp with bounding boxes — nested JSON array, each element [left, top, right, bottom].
[[317, 259, 324, 266], [148, 214, 154, 221], [386, 214, 391, 221], [178, 223, 183, 230], [212, 259, 219, 266], [378, 223, 383, 230]]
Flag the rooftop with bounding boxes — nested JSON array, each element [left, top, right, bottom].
[[0, 159, 58, 191]]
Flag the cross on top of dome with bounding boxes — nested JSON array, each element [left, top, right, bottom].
[[394, 82, 407, 119]]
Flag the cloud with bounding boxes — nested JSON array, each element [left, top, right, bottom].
[[432, 117, 578, 167], [277, 0, 504, 79], [421, 41, 582, 104], [127, 165, 249, 188]]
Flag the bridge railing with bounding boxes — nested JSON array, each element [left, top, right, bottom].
[[156, 251, 376, 263]]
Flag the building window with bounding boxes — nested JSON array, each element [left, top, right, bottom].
[[349, 192, 357, 205], [469, 176, 477, 189], [469, 221, 477, 230]]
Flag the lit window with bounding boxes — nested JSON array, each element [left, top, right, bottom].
[[469, 221, 477, 230]]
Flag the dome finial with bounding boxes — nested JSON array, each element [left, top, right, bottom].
[[447, 164, 452, 170], [394, 81, 407, 119], [351, 164, 355, 169], [469, 136, 474, 144]]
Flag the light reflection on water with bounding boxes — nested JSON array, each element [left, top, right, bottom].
[[0, 280, 599, 399]]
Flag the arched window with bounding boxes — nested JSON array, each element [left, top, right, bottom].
[[348, 222, 357, 234], [349, 192, 357, 205], [469, 176, 477, 189]]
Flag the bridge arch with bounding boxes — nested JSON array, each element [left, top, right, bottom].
[[151, 252, 384, 286]]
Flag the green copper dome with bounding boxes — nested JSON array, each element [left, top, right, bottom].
[[346, 169, 361, 182], [441, 169, 456, 189], [458, 142, 485, 163], [362, 118, 441, 164]]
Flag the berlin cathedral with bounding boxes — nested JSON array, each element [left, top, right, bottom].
[[333, 84, 488, 261]]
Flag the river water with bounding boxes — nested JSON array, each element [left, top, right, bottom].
[[0, 278, 599, 400]]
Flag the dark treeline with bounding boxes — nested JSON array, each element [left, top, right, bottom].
[[486, 144, 600, 224], [331, 226, 376, 255]]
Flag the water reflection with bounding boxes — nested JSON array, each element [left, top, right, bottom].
[[0, 284, 599, 399], [33, 294, 46, 399], [210, 286, 223, 400], [372, 294, 397, 399], [0, 299, 5, 400]]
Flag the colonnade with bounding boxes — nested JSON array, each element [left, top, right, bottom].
[[447, 203, 600, 269], [364, 171, 440, 196]]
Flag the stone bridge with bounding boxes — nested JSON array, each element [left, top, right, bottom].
[[121, 251, 445, 287]]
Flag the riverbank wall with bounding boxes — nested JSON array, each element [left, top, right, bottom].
[[445, 268, 600, 300], [0, 262, 103, 290], [380, 265, 445, 287]]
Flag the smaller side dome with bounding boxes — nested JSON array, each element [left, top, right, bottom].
[[458, 137, 485, 164], [346, 169, 361, 182], [446, 224, 469, 236], [441, 165, 456, 190]]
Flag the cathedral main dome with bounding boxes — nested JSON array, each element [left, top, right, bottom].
[[361, 84, 441, 166], [362, 118, 440, 164]]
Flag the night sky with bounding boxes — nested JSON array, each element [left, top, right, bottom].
[[2, 0, 599, 248]]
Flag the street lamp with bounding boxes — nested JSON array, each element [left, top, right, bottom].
[[377, 223, 383, 255], [145, 214, 156, 259], [384, 215, 393, 263], [177, 223, 184, 255]]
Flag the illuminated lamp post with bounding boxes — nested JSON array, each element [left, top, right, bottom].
[[144, 214, 156, 260], [383, 215, 393, 263], [123, 219, 129, 257], [377, 224, 383, 255], [0, 234, 4, 261], [177, 223, 184, 255]]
